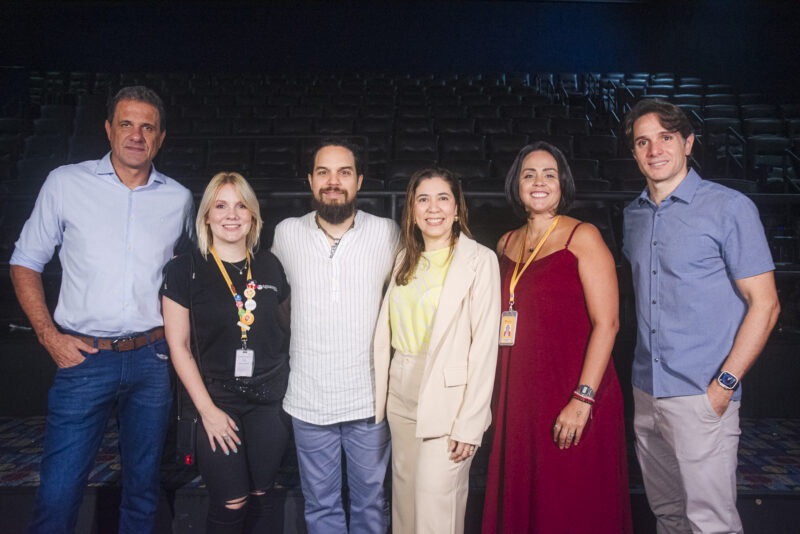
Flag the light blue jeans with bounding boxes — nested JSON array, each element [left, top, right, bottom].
[[29, 337, 172, 534], [292, 416, 391, 534]]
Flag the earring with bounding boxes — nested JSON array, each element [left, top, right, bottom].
[[454, 215, 459, 221]]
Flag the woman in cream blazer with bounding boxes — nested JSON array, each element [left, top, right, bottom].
[[373, 167, 500, 534]]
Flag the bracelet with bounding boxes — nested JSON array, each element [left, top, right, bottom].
[[572, 392, 595, 405], [576, 384, 596, 399]]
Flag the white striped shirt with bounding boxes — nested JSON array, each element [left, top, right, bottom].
[[272, 210, 400, 425]]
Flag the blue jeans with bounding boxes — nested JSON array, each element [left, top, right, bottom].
[[292, 417, 391, 534], [29, 338, 172, 534]]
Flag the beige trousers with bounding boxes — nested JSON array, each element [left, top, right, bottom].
[[633, 387, 743, 534], [386, 352, 473, 534]]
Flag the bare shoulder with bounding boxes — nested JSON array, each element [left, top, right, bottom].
[[496, 230, 513, 256], [567, 220, 609, 257], [496, 227, 524, 256]]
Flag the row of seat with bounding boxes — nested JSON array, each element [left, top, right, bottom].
[[6, 70, 799, 190], [3, 133, 641, 185]]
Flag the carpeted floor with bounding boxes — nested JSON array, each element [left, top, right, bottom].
[[1, 416, 799, 495]]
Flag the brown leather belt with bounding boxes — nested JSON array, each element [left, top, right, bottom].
[[73, 327, 165, 352]]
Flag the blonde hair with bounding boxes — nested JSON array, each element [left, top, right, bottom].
[[196, 172, 263, 258]]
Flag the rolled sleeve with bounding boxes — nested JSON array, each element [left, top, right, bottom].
[[10, 172, 63, 272]]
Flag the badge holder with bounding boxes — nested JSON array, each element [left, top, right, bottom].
[[235, 348, 255, 377], [499, 309, 518, 346]]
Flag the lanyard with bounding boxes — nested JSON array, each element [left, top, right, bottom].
[[508, 215, 560, 310], [210, 246, 255, 348]]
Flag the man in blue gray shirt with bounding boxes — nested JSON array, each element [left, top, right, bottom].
[[10, 86, 193, 534], [622, 99, 780, 534]]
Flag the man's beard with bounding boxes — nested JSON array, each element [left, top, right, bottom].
[[312, 188, 358, 224]]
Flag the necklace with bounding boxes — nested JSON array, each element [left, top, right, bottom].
[[315, 214, 355, 258], [225, 258, 248, 276], [526, 218, 557, 253]]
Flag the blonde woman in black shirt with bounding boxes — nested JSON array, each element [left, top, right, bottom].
[[162, 172, 290, 534]]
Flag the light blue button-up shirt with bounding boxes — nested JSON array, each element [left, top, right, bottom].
[[622, 169, 774, 400], [10, 153, 194, 337]]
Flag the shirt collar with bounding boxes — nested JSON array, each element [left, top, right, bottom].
[[668, 168, 701, 204], [95, 152, 166, 187], [306, 209, 362, 230], [637, 168, 702, 206]]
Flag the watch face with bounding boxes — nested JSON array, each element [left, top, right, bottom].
[[719, 372, 738, 389]]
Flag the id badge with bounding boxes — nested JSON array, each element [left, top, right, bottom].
[[234, 349, 255, 377], [499, 310, 518, 346]]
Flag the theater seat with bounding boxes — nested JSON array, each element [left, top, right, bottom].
[[439, 133, 486, 160], [394, 133, 438, 160], [440, 159, 492, 185], [476, 118, 512, 135], [385, 159, 436, 189]]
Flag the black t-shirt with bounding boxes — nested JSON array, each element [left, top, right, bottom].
[[160, 248, 290, 379]]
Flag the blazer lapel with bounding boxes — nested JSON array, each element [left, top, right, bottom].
[[426, 236, 475, 358]]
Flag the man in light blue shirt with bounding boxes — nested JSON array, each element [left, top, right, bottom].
[[622, 99, 780, 534], [10, 86, 193, 534]]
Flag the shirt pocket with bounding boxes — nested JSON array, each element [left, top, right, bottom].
[[443, 365, 468, 387], [661, 234, 720, 277]]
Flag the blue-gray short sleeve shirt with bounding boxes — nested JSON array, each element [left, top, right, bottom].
[[622, 170, 774, 400]]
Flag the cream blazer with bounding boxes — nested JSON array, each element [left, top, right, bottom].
[[373, 235, 501, 445]]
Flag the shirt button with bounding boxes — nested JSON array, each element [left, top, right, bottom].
[[654, 358, 659, 362], [652, 270, 657, 275], [652, 299, 657, 304], [651, 329, 656, 333], [652, 241, 657, 246]]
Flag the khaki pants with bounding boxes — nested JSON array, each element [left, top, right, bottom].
[[386, 352, 473, 534], [633, 387, 743, 534]]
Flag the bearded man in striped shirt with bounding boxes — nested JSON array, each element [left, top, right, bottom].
[[272, 138, 400, 534]]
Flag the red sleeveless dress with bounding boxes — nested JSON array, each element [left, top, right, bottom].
[[482, 224, 633, 534]]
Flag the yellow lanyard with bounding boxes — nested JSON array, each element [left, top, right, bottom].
[[210, 246, 254, 345], [508, 215, 560, 309]]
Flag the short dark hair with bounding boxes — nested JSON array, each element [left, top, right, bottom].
[[504, 141, 575, 219], [308, 137, 364, 177], [107, 86, 166, 131], [623, 98, 693, 150]]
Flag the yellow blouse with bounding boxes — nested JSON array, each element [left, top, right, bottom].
[[389, 247, 453, 355]]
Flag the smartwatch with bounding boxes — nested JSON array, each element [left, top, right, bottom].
[[716, 371, 739, 391]]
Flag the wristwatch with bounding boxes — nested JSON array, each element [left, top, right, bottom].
[[716, 371, 740, 391]]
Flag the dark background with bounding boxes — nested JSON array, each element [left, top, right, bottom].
[[2, 0, 799, 419], [2, 0, 800, 95]]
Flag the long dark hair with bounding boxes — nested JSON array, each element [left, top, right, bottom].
[[395, 168, 471, 286]]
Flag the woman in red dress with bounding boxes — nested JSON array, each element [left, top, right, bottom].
[[482, 141, 632, 533]]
